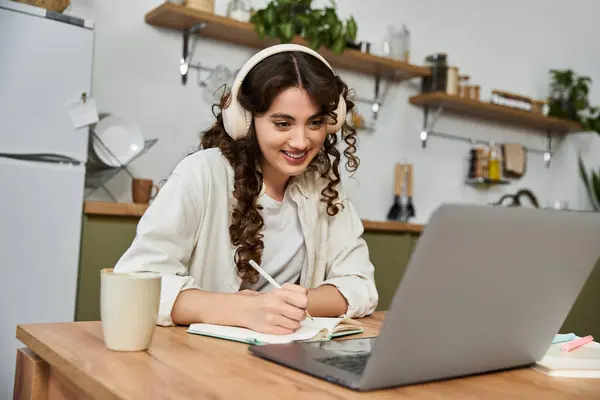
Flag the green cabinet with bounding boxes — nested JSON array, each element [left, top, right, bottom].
[[363, 232, 419, 311], [75, 215, 140, 321], [560, 256, 600, 337]]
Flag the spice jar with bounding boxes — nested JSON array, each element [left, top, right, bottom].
[[446, 66, 459, 96], [458, 75, 471, 98], [470, 85, 481, 101]]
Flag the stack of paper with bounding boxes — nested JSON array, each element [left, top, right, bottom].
[[534, 336, 600, 378]]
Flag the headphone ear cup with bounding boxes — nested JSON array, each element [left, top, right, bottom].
[[222, 94, 253, 140], [327, 94, 347, 134], [242, 109, 252, 137]]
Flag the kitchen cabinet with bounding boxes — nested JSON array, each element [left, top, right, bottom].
[[560, 256, 600, 337], [75, 214, 140, 322], [363, 231, 419, 311]]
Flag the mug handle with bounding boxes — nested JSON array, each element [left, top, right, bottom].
[[150, 184, 160, 200]]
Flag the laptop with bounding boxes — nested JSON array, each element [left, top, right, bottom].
[[249, 203, 600, 391]]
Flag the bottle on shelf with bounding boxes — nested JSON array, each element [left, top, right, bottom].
[[478, 142, 490, 180], [467, 142, 478, 179], [488, 141, 502, 181]]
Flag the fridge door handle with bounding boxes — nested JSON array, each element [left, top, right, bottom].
[[0, 152, 82, 165]]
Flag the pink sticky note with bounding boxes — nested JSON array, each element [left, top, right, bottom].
[[561, 335, 593, 352]]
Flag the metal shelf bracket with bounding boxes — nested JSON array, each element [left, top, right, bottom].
[[418, 103, 555, 167], [353, 74, 392, 132], [420, 104, 444, 148], [181, 23, 207, 85], [544, 130, 553, 167]]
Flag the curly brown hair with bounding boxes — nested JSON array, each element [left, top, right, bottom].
[[199, 51, 360, 284]]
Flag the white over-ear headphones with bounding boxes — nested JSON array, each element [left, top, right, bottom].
[[222, 44, 347, 140]]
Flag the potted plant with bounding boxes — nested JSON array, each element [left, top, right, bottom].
[[549, 69, 600, 211], [249, 0, 358, 54], [547, 69, 600, 133]]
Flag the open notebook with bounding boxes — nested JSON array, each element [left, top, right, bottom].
[[534, 338, 600, 378], [187, 317, 364, 345]]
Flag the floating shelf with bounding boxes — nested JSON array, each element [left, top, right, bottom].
[[466, 178, 510, 186], [144, 3, 431, 82], [409, 92, 583, 133]]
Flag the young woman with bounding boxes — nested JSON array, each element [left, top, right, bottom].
[[114, 44, 378, 335]]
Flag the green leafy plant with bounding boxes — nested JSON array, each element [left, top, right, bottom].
[[249, 0, 358, 54], [548, 69, 600, 134], [578, 156, 600, 211], [551, 70, 600, 211]]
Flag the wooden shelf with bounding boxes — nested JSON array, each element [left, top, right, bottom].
[[362, 219, 424, 234], [144, 3, 431, 82], [84, 201, 148, 218], [409, 92, 583, 133]]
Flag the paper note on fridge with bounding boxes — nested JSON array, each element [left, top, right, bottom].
[[65, 95, 98, 128]]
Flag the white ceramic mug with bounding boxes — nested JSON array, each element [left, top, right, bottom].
[[100, 268, 161, 351]]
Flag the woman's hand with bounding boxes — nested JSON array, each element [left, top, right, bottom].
[[238, 283, 309, 335], [237, 289, 261, 296]]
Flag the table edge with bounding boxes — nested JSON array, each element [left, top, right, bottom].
[[16, 325, 121, 400]]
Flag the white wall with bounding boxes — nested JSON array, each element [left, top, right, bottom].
[[74, 0, 600, 224]]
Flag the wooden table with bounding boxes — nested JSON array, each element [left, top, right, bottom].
[[14, 312, 600, 399]]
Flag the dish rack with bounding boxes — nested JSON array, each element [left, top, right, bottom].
[[84, 131, 158, 202]]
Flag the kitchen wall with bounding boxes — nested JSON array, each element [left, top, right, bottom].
[[75, 0, 600, 224]]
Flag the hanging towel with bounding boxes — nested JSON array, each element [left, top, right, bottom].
[[502, 143, 526, 178]]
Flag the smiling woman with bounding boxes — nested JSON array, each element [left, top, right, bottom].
[[255, 88, 327, 191], [113, 44, 378, 336]]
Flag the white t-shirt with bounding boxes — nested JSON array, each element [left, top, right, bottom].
[[240, 190, 306, 292]]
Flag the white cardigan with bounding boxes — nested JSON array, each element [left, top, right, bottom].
[[114, 148, 379, 326]]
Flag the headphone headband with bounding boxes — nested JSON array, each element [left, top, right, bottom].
[[222, 44, 346, 140]]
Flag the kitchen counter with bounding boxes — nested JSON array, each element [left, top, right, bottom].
[[83, 201, 425, 233], [361, 219, 424, 233], [83, 201, 148, 218]]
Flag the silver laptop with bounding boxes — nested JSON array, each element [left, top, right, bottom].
[[249, 203, 600, 391]]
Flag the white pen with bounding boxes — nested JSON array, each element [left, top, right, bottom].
[[249, 260, 313, 320]]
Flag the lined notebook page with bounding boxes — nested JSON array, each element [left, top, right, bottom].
[[188, 317, 344, 344]]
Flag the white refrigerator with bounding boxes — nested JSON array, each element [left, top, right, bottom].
[[0, 1, 94, 397]]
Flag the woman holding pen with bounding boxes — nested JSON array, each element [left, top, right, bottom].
[[113, 44, 378, 335]]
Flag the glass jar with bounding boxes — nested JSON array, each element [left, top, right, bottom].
[[421, 52, 448, 93], [381, 24, 410, 62], [227, 0, 251, 22]]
